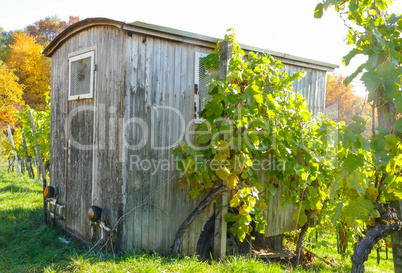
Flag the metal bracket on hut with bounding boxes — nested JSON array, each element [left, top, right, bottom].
[[44, 186, 66, 222]]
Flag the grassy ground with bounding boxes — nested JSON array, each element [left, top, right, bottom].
[[0, 165, 395, 272]]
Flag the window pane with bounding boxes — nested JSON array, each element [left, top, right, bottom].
[[70, 56, 92, 97]]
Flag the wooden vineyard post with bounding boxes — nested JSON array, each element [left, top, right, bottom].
[[391, 200, 402, 272], [20, 158, 25, 175], [377, 246, 381, 265], [213, 40, 233, 260], [28, 110, 48, 224], [386, 244, 389, 260], [7, 125, 21, 176], [32, 146, 40, 181], [22, 134, 34, 179], [337, 231, 340, 254]]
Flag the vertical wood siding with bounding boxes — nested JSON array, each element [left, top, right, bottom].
[[123, 34, 215, 255], [67, 99, 94, 239], [49, 42, 68, 231], [49, 26, 127, 241], [286, 66, 327, 115]]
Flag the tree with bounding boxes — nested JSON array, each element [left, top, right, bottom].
[[6, 32, 50, 110], [0, 61, 24, 131], [25, 16, 80, 46], [316, 1, 402, 272], [0, 27, 14, 62], [326, 74, 361, 123], [0, 103, 51, 176]]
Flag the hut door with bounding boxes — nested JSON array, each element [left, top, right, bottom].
[[66, 100, 94, 239], [65, 48, 96, 239]]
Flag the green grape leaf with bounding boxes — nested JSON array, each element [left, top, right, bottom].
[[394, 118, 402, 133], [293, 210, 308, 227], [344, 153, 364, 173]]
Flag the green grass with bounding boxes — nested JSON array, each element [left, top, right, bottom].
[[0, 166, 86, 272], [0, 165, 396, 272]]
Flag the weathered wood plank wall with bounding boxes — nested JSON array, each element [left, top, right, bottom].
[[287, 66, 327, 114], [91, 26, 126, 232], [67, 99, 94, 239], [122, 33, 215, 255], [49, 26, 127, 241]]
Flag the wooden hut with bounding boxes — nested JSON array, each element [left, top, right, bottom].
[[43, 18, 338, 256]]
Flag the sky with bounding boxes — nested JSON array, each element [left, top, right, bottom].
[[1, 0, 401, 97]]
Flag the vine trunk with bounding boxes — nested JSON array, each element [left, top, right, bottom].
[[171, 185, 227, 255], [292, 210, 311, 268], [351, 203, 402, 273]]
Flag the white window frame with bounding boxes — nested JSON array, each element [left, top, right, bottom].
[[68, 50, 95, 100], [194, 52, 209, 123]]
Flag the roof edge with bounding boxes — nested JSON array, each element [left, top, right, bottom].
[[43, 18, 124, 57], [130, 21, 339, 71]]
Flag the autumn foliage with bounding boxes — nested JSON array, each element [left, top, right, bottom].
[[25, 16, 79, 46], [6, 32, 50, 110], [0, 61, 24, 131], [0, 16, 80, 159]]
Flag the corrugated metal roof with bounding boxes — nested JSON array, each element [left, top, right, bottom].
[[44, 18, 339, 71]]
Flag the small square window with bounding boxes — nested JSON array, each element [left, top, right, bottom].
[[69, 51, 95, 100]]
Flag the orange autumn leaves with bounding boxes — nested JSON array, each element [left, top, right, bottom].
[[325, 74, 372, 138], [0, 61, 23, 130], [7, 32, 50, 110], [0, 16, 79, 132], [0, 32, 50, 131]]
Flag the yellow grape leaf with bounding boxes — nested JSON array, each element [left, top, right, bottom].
[[239, 204, 251, 215], [248, 196, 256, 207], [255, 201, 267, 210], [368, 217, 376, 227], [230, 193, 241, 207], [226, 173, 238, 189], [216, 166, 230, 180], [214, 140, 230, 161]]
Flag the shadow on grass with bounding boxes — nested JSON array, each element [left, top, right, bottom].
[[0, 207, 88, 273]]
